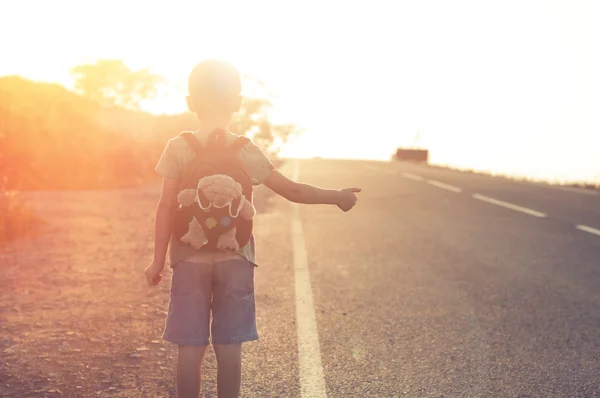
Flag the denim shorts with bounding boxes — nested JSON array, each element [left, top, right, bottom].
[[162, 258, 258, 346]]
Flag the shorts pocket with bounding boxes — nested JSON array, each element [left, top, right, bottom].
[[170, 263, 200, 298], [226, 260, 255, 297]]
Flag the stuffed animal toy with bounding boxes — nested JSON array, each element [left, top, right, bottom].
[[176, 174, 256, 252]]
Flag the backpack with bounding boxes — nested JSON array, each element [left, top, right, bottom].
[[172, 129, 255, 253]]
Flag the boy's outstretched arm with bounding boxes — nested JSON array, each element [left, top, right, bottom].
[[264, 169, 361, 211], [145, 177, 179, 286]]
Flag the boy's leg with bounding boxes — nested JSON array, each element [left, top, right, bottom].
[[177, 345, 207, 398], [211, 258, 258, 397], [213, 343, 242, 398], [162, 261, 213, 397]]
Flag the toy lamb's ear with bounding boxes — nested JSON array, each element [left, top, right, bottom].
[[231, 180, 243, 197], [177, 189, 197, 206]]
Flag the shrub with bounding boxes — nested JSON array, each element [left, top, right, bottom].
[[0, 187, 43, 242]]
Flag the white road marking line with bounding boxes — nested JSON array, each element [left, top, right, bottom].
[[291, 161, 327, 398], [576, 224, 600, 237], [403, 172, 423, 181], [473, 194, 547, 218], [427, 179, 462, 193]]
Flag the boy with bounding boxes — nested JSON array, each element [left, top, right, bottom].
[[144, 59, 360, 398]]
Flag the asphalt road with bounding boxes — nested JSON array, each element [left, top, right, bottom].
[[245, 158, 600, 397]]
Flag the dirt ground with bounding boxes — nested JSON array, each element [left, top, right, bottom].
[[0, 183, 276, 397]]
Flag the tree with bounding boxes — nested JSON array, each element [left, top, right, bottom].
[[229, 79, 302, 156], [70, 60, 165, 111], [69, 60, 301, 156]]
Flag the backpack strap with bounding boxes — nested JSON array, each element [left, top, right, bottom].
[[180, 132, 203, 154], [228, 136, 251, 153], [180, 130, 249, 155]]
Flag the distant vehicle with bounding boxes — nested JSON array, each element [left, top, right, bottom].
[[393, 128, 429, 163], [392, 148, 429, 163]]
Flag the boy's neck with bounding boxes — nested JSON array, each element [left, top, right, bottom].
[[196, 116, 232, 134]]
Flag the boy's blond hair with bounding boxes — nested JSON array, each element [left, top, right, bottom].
[[187, 59, 242, 117]]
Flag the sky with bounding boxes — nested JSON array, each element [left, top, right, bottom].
[[1, 0, 599, 183]]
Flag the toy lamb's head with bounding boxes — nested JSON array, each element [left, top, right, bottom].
[[197, 174, 242, 208]]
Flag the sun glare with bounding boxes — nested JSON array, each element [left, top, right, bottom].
[[1, 0, 599, 182]]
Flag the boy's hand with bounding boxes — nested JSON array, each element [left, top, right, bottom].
[[337, 188, 361, 212], [145, 261, 164, 286]]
